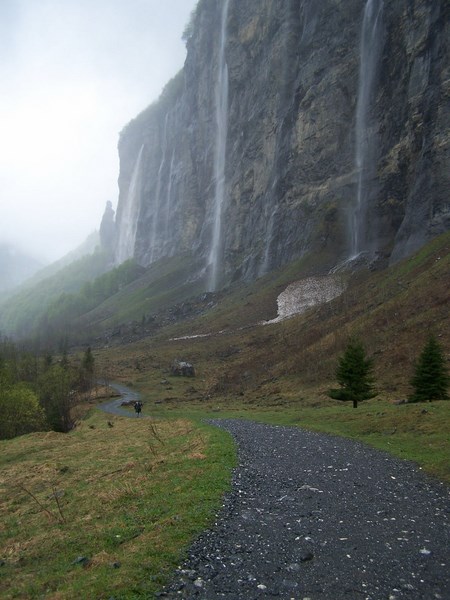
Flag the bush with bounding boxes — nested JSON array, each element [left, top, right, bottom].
[[409, 336, 449, 402], [38, 365, 74, 432], [0, 384, 46, 439], [328, 339, 377, 408]]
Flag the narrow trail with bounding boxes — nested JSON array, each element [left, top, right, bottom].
[[97, 382, 142, 418], [161, 419, 449, 600]]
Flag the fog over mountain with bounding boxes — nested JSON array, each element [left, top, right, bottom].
[[0, 243, 44, 294], [0, 0, 197, 263]]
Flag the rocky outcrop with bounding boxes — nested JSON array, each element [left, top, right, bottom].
[[99, 201, 116, 255], [114, 0, 450, 289]]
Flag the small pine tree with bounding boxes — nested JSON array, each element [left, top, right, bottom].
[[79, 346, 95, 392], [82, 347, 94, 375], [409, 335, 449, 402], [328, 339, 377, 408]]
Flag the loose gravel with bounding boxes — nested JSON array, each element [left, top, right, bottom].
[[160, 419, 449, 600]]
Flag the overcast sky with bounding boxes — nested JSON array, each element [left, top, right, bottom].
[[0, 0, 197, 263]]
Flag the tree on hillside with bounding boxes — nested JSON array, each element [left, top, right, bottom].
[[82, 347, 94, 373], [0, 384, 46, 439], [38, 364, 74, 432], [409, 335, 449, 402], [79, 346, 95, 391], [328, 339, 377, 408]]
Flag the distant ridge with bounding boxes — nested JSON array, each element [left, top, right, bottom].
[[0, 243, 44, 295], [20, 230, 100, 290]]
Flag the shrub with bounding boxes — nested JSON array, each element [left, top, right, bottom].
[[328, 339, 377, 408], [409, 336, 449, 402], [0, 384, 46, 439]]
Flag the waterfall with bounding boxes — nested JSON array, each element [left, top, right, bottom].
[[149, 113, 169, 263], [208, 0, 230, 291], [351, 0, 384, 257], [163, 150, 176, 254], [115, 144, 145, 264], [260, 209, 276, 276]]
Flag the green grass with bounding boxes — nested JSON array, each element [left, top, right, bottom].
[[142, 394, 450, 483], [0, 411, 236, 599]]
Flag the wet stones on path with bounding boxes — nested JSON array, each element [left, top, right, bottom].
[[160, 420, 449, 600]]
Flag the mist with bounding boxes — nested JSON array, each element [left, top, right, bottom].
[[0, 0, 197, 263]]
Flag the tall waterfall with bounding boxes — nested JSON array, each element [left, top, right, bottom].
[[163, 150, 176, 254], [208, 0, 230, 291], [351, 0, 384, 257], [115, 144, 145, 264], [149, 113, 169, 263]]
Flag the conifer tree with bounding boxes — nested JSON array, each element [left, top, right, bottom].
[[328, 339, 376, 408], [409, 335, 449, 402], [82, 347, 94, 375], [79, 346, 95, 391]]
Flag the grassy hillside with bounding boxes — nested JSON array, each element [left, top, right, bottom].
[[74, 254, 207, 335], [1, 230, 448, 416], [0, 409, 235, 599], [92, 232, 450, 479], [97, 232, 449, 401], [0, 250, 113, 339], [0, 251, 209, 347], [1, 234, 448, 599]]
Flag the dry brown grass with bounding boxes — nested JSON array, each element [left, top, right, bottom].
[[0, 411, 235, 599]]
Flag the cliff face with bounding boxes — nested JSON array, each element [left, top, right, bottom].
[[114, 0, 450, 289]]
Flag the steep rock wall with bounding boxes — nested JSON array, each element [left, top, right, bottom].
[[114, 0, 450, 288]]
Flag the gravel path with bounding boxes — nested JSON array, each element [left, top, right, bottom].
[[161, 419, 449, 600], [97, 382, 142, 418]]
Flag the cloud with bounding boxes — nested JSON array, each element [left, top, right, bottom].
[[0, 0, 197, 262]]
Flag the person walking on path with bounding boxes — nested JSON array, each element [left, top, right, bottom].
[[134, 400, 143, 417]]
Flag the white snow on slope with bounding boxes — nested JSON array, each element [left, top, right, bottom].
[[264, 275, 345, 325]]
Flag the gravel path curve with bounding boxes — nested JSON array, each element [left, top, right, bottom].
[[161, 419, 449, 600], [97, 382, 142, 418]]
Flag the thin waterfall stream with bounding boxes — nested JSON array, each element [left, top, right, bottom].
[[351, 0, 384, 258], [149, 113, 169, 263], [208, 0, 230, 291], [115, 144, 145, 264]]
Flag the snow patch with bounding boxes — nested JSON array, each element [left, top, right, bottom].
[[263, 275, 345, 325], [170, 333, 212, 341]]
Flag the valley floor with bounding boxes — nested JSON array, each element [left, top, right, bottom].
[[161, 420, 449, 600]]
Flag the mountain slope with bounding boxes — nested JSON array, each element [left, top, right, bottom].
[[94, 231, 450, 406]]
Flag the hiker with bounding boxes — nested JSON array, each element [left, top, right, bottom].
[[134, 400, 142, 417]]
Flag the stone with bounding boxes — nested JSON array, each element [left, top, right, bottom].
[[72, 556, 90, 567], [171, 360, 195, 377], [299, 551, 314, 563]]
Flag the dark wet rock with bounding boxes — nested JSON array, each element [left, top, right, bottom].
[[72, 556, 90, 567], [171, 360, 196, 377], [298, 551, 314, 563]]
